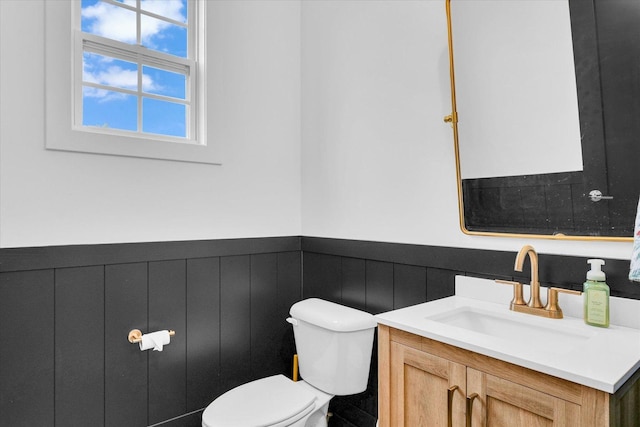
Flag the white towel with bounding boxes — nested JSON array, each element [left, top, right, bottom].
[[630, 197, 640, 282]]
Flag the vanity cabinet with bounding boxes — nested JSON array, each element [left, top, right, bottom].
[[378, 325, 640, 427]]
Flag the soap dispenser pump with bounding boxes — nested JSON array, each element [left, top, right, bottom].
[[583, 259, 610, 328]]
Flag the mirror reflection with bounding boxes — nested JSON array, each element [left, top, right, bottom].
[[450, 0, 639, 239]]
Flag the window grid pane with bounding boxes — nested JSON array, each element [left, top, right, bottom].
[[82, 87, 137, 132], [141, 14, 188, 58], [83, 52, 139, 93], [141, 65, 187, 100], [141, 0, 188, 24], [142, 97, 187, 138], [81, 0, 137, 45]]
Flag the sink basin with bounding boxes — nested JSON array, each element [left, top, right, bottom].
[[426, 307, 594, 355]]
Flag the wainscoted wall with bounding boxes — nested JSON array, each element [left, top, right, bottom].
[[0, 237, 301, 427], [302, 237, 640, 300], [1, 236, 638, 427], [301, 236, 640, 427]]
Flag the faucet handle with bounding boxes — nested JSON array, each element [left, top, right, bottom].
[[495, 279, 527, 308], [545, 287, 582, 319]]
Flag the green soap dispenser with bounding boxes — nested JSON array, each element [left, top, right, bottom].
[[583, 259, 610, 328]]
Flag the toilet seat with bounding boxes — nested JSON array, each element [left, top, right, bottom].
[[202, 375, 317, 427]]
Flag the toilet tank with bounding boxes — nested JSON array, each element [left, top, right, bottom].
[[288, 298, 376, 395]]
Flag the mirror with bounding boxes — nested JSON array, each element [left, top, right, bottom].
[[446, 0, 639, 241]]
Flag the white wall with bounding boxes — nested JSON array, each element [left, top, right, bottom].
[[301, 0, 459, 245], [300, 0, 633, 261], [1, 0, 634, 261], [0, 0, 301, 248]]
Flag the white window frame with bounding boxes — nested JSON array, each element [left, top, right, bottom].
[[45, 0, 218, 165]]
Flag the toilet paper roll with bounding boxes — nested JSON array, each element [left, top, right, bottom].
[[139, 330, 171, 352]]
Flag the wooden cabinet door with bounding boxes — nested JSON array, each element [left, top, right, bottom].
[[390, 342, 467, 427], [466, 368, 582, 427]]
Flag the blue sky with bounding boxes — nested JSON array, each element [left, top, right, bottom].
[[80, 0, 188, 138]]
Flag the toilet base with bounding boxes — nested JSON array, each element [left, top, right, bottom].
[[294, 381, 332, 427], [303, 401, 329, 427]]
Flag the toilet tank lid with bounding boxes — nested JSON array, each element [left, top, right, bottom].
[[289, 298, 376, 332]]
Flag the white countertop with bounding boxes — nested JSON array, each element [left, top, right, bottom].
[[375, 276, 640, 393]]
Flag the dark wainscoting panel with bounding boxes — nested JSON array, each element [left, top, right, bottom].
[[148, 260, 187, 424], [275, 251, 304, 374], [186, 257, 220, 413], [365, 261, 394, 314], [220, 255, 252, 392], [251, 253, 279, 379], [0, 270, 55, 426], [303, 252, 342, 302], [0, 237, 301, 427], [55, 266, 105, 426], [105, 262, 148, 427], [341, 257, 366, 312], [393, 264, 427, 309]]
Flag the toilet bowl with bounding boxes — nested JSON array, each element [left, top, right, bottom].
[[201, 375, 332, 427], [202, 298, 376, 427]]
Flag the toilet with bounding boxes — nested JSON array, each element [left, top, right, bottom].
[[202, 298, 377, 427]]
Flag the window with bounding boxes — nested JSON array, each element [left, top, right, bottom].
[[78, 0, 193, 140], [45, 0, 218, 164]]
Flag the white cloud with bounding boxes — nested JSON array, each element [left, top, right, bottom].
[[82, 0, 186, 46], [83, 86, 127, 103], [83, 54, 159, 102]]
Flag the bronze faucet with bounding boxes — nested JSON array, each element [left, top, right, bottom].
[[496, 245, 581, 319], [514, 244, 543, 309]]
